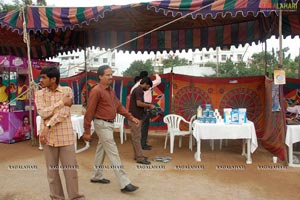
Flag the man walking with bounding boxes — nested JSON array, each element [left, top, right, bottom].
[[83, 65, 139, 193], [35, 66, 85, 200]]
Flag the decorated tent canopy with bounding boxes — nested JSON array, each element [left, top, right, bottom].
[[0, 0, 300, 59]]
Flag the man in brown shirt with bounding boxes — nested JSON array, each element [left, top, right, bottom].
[[83, 65, 140, 193], [129, 77, 155, 164]]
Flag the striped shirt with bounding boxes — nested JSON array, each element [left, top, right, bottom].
[[35, 85, 74, 147]]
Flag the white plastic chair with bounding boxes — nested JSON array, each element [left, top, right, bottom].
[[189, 115, 197, 151], [114, 114, 126, 144], [163, 114, 193, 154]]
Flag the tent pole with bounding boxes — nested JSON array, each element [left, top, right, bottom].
[[278, 9, 287, 163], [84, 48, 88, 106], [264, 41, 267, 76], [22, 6, 35, 146]]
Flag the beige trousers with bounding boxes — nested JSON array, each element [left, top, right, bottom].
[[44, 144, 85, 200], [128, 120, 145, 161], [92, 119, 131, 189]]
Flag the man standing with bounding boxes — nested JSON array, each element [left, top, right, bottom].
[[130, 71, 161, 150], [35, 67, 85, 200], [83, 65, 139, 193], [0, 77, 9, 104], [129, 77, 156, 164]]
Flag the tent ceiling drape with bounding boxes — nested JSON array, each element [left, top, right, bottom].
[[0, 0, 299, 59]]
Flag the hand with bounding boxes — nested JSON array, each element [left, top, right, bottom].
[[149, 104, 156, 109], [132, 118, 140, 126], [63, 94, 73, 107], [40, 128, 49, 145], [82, 132, 91, 142]]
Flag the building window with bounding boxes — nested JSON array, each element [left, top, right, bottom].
[[61, 57, 68, 60], [221, 55, 227, 61], [204, 54, 210, 59], [75, 56, 79, 59], [94, 58, 99, 62], [112, 62, 115, 66], [103, 58, 108, 63], [213, 55, 216, 59]]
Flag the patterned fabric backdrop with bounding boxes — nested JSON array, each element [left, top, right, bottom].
[[32, 71, 288, 159], [172, 74, 265, 137]]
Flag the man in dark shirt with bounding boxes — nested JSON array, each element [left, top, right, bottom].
[[129, 77, 156, 165], [83, 65, 140, 193]]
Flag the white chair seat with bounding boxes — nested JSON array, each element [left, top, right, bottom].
[[114, 114, 126, 144], [163, 114, 194, 154]]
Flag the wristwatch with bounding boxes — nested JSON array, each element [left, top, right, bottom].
[[46, 123, 51, 129]]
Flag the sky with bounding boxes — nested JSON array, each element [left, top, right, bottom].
[[4, 0, 300, 73]]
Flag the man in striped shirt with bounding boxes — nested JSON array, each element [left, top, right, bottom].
[[35, 66, 85, 200]]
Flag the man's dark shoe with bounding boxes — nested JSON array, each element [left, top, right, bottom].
[[142, 146, 152, 150], [90, 178, 110, 184], [137, 159, 151, 165], [134, 156, 148, 160], [121, 184, 139, 193]]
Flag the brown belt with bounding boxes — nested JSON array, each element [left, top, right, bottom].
[[95, 118, 114, 123]]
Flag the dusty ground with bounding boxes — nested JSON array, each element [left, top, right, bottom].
[[1, 131, 300, 200]]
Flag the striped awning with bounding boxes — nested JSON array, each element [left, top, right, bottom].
[[0, 0, 299, 59]]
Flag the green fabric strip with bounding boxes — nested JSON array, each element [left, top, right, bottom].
[[216, 26, 223, 46], [46, 8, 56, 28], [9, 10, 19, 27], [158, 31, 165, 50], [224, 0, 237, 10], [186, 29, 193, 49], [179, 0, 193, 10], [76, 7, 86, 23]]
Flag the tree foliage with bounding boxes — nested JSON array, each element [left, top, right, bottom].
[[161, 55, 189, 68], [122, 59, 153, 78], [207, 47, 300, 78], [0, 0, 46, 12]]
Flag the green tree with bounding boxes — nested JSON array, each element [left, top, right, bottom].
[[122, 59, 153, 78], [159, 55, 189, 73], [0, 0, 46, 12]]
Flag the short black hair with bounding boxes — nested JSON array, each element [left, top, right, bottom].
[[139, 71, 148, 79], [134, 76, 140, 83], [140, 77, 153, 87], [97, 65, 111, 75], [40, 66, 60, 84]]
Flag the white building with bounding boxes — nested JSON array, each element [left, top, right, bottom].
[[48, 48, 119, 77], [163, 46, 250, 76], [163, 65, 215, 76]]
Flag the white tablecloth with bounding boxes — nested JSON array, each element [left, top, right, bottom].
[[36, 115, 94, 153], [286, 125, 300, 167], [286, 125, 300, 147], [71, 115, 94, 139], [192, 121, 258, 164]]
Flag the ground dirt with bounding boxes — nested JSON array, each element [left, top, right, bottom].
[[1, 131, 300, 200]]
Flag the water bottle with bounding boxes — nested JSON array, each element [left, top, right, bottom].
[[197, 105, 202, 120]]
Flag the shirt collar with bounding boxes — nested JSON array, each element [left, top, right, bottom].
[[45, 85, 63, 93], [98, 83, 111, 90]]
